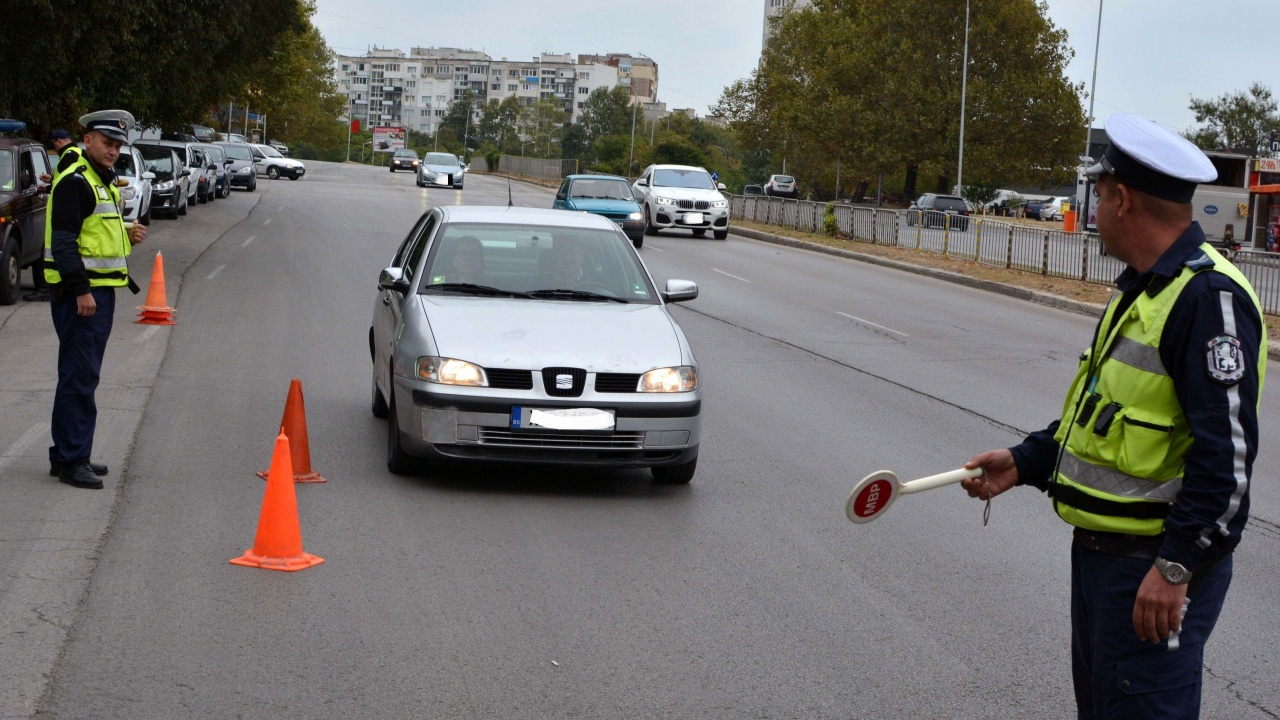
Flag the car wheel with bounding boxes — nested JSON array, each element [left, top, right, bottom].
[[632, 237, 643, 249], [371, 371, 389, 419], [386, 392, 417, 475], [644, 206, 658, 236], [178, 194, 188, 216], [714, 229, 728, 240], [692, 228, 707, 238], [652, 456, 696, 484], [289, 176, 299, 181], [267, 167, 279, 180], [389, 167, 395, 173], [140, 203, 152, 226], [249, 179, 257, 192], [0, 238, 20, 306]]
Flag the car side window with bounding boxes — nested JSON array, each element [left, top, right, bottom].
[[19, 149, 39, 191], [392, 213, 432, 268], [402, 214, 438, 285], [556, 180, 569, 200]]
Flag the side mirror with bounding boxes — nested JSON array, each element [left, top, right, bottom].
[[661, 279, 699, 304], [378, 267, 411, 294], [142, 171, 156, 180], [637, 179, 648, 186], [180, 168, 192, 178], [224, 159, 235, 166], [717, 183, 727, 191]]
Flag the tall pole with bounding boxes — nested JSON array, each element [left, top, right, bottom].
[[628, 100, 638, 176], [956, 0, 970, 193], [244, 103, 249, 137], [1083, 0, 1104, 161], [228, 100, 234, 138], [346, 114, 352, 161]]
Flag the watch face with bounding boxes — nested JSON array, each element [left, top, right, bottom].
[[1157, 558, 1191, 584]]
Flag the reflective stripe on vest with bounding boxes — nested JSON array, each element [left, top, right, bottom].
[[1052, 243, 1266, 535], [43, 156, 131, 287]]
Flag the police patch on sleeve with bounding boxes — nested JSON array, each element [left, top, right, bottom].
[[1207, 334, 1245, 384]]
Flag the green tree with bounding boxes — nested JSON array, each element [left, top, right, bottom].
[[713, 0, 1083, 199], [1186, 82, 1279, 155], [520, 99, 568, 157], [579, 86, 634, 143], [441, 91, 477, 148]]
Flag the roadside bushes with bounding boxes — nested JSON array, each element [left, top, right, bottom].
[[822, 203, 838, 235]]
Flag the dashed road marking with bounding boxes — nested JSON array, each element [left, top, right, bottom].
[[263, 218, 272, 226], [712, 268, 751, 283], [207, 264, 225, 280], [241, 236, 255, 247], [837, 311, 908, 338], [136, 325, 162, 343]]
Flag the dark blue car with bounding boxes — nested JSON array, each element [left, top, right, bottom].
[[553, 174, 646, 247]]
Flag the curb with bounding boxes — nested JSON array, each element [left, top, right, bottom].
[[729, 225, 1280, 362]]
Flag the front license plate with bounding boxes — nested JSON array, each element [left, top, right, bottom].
[[511, 406, 615, 431], [435, 176, 449, 186], [682, 212, 704, 224]]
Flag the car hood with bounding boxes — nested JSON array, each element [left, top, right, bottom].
[[422, 163, 461, 174], [417, 296, 682, 371], [564, 198, 641, 214], [644, 186, 725, 202]]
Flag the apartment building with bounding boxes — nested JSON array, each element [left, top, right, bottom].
[[333, 47, 648, 134], [763, 0, 812, 48]]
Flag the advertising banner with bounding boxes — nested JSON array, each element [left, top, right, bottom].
[[372, 126, 405, 153]]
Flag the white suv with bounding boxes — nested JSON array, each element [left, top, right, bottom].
[[631, 164, 730, 240]]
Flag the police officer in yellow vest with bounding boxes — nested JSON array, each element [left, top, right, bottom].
[[44, 109, 147, 489], [961, 114, 1265, 720]]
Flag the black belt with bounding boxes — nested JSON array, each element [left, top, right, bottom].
[[1073, 528, 1163, 560]]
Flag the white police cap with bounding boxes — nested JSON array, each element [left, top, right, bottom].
[[78, 109, 136, 143], [1085, 114, 1216, 203]]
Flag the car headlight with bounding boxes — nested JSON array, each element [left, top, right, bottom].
[[239, 167, 252, 174], [417, 356, 488, 386], [654, 197, 676, 206], [711, 200, 728, 208], [156, 180, 175, 191], [628, 211, 643, 220], [120, 187, 136, 200], [638, 366, 697, 393]]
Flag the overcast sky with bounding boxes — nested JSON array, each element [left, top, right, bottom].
[[313, 0, 1277, 135]]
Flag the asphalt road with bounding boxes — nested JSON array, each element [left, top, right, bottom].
[[2, 161, 1277, 719]]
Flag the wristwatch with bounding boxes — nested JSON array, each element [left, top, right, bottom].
[[1154, 557, 1193, 585]]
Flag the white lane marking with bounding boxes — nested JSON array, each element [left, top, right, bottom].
[[263, 218, 272, 226], [837, 311, 909, 338], [241, 236, 255, 247], [712, 268, 752, 283], [135, 325, 161, 343], [648, 246, 664, 252], [0, 423, 49, 472], [207, 264, 225, 280]]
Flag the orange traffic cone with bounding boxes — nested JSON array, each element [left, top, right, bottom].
[[231, 431, 324, 572], [136, 251, 176, 325], [257, 378, 326, 483]]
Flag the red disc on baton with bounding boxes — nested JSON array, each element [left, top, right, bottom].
[[845, 470, 900, 524]]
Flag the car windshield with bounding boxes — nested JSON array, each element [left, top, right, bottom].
[[394, 150, 417, 158], [136, 146, 174, 174], [0, 150, 13, 191], [258, 145, 283, 158], [424, 153, 459, 166], [205, 147, 224, 163], [569, 178, 633, 200], [652, 168, 715, 189], [420, 223, 656, 302], [222, 145, 252, 161], [112, 150, 136, 178]]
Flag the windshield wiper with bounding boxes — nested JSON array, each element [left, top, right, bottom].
[[423, 283, 533, 298], [528, 289, 629, 303]]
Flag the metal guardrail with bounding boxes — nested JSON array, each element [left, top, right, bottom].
[[729, 196, 1280, 315], [497, 156, 578, 183]]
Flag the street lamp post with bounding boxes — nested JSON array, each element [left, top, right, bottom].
[[627, 51, 651, 178], [956, 0, 971, 193], [1083, 0, 1104, 162]]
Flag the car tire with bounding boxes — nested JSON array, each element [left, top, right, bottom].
[[178, 194, 188, 216], [644, 206, 659, 236], [632, 237, 643, 249], [651, 456, 696, 484], [386, 393, 417, 475], [692, 228, 707, 238], [714, 229, 728, 240], [267, 167, 279, 180], [0, 238, 20, 306], [289, 176, 299, 181], [389, 167, 395, 173], [140, 203, 152, 226], [249, 179, 257, 192]]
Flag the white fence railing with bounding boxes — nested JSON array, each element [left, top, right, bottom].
[[729, 196, 1280, 315]]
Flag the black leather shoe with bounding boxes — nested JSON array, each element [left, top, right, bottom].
[[50, 461, 108, 477], [59, 461, 104, 489], [23, 290, 52, 302]]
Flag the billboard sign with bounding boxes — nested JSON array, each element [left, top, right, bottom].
[[372, 126, 405, 153]]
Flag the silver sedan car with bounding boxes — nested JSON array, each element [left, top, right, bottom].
[[370, 206, 703, 483]]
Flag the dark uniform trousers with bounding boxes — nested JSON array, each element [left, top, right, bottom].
[[49, 287, 115, 465], [1071, 542, 1232, 720]]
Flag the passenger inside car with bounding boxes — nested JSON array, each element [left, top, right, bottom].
[[436, 236, 485, 284]]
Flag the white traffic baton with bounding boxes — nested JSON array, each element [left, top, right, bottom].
[[844, 467, 983, 524]]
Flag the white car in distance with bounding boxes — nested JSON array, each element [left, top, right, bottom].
[[631, 164, 730, 240]]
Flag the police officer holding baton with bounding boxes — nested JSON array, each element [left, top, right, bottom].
[[961, 114, 1265, 720], [43, 110, 146, 489]]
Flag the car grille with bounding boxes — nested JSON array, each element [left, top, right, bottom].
[[677, 200, 710, 210], [542, 367, 586, 397], [595, 373, 641, 393], [478, 430, 645, 449], [485, 368, 534, 390]]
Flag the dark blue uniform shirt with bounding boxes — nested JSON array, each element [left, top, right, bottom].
[[1010, 222, 1263, 575]]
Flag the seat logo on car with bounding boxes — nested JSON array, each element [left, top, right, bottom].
[[556, 374, 573, 390]]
